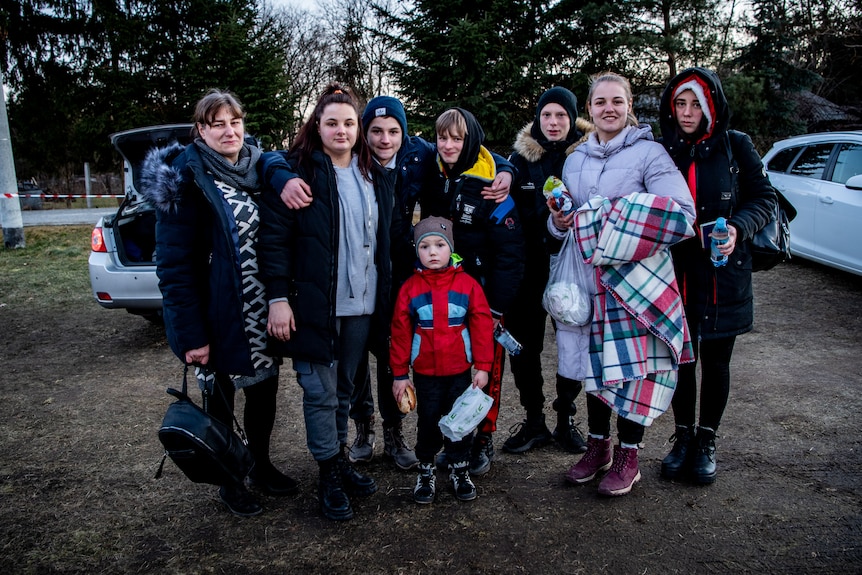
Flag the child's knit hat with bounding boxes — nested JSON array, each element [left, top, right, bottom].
[[414, 216, 454, 254]]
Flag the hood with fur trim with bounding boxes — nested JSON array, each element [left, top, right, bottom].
[[139, 142, 189, 214], [513, 117, 594, 163]]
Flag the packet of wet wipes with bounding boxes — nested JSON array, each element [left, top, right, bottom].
[[439, 386, 494, 441]]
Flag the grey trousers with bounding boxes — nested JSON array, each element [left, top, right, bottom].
[[294, 315, 371, 461]]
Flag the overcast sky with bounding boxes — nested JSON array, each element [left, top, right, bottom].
[[269, 0, 319, 11]]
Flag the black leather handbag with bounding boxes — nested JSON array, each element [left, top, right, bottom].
[[155, 366, 254, 485], [751, 188, 797, 272]]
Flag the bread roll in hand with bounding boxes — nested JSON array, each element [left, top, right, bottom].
[[398, 385, 416, 414]]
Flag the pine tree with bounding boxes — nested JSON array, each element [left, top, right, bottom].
[[383, 0, 557, 146], [735, 0, 819, 138], [3, 0, 296, 177]]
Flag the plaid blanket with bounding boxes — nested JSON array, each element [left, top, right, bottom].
[[574, 192, 695, 426]]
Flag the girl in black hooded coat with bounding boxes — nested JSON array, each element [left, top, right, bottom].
[[658, 67, 778, 485]]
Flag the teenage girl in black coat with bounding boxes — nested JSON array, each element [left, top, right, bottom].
[[658, 67, 778, 485]]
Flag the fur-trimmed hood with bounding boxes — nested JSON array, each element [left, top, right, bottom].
[[512, 117, 594, 163], [140, 142, 188, 214]]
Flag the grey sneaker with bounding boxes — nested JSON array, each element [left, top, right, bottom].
[[469, 433, 494, 476], [347, 418, 375, 463], [383, 423, 419, 470]]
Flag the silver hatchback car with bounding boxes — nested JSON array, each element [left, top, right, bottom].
[[761, 131, 862, 276], [88, 124, 193, 321]]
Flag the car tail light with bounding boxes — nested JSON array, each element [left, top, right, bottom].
[[95, 292, 113, 303], [91, 226, 106, 252]]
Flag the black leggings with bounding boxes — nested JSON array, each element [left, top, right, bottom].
[[206, 373, 279, 466], [671, 335, 736, 431], [585, 393, 645, 445]]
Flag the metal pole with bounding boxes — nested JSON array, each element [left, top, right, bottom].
[[85, 162, 92, 208], [0, 75, 25, 248]]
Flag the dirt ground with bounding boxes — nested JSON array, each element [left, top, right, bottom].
[[1, 247, 860, 574]]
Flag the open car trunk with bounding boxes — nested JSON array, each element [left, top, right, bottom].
[[108, 124, 193, 266]]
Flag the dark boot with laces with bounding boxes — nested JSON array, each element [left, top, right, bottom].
[[348, 417, 375, 463], [383, 421, 419, 470], [553, 414, 588, 454], [469, 433, 495, 476], [691, 426, 717, 485], [413, 462, 436, 504], [218, 482, 263, 517], [502, 413, 552, 454], [660, 425, 695, 481], [449, 461, 477, 501], [338, 450, 378, 497], [553, 376, 585, 454], [318, 455, 353, 521]]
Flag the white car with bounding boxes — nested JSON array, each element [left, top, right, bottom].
[[88, 124, 193, 320], [761, 131, 862, 276]]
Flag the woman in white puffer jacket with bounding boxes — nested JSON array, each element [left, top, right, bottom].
[[548, 72, 696, 497]]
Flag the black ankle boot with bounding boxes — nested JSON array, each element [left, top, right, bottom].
[[318, 455, 353, 521], [691, 426, 717, 485], [218, 483, 263, 517], [247, 461, 299, 496], [502, 413, 552, 454], [338, 450, 378, 497], [660, 425, 695, 480], [553, 414, 587, 454]]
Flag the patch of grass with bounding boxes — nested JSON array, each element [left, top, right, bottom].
[[0, 225, 93, 306]]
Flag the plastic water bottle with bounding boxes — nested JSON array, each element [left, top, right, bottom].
[[711, 217, 729, 267], [493, 325, 522, 355]]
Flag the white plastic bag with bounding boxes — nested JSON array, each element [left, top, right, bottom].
[[439, 386, 494, 442], [542, 229, 592, 327]]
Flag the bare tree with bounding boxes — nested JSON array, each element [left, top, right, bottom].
[[318, 0, 400, 105], [269, 3, 338, 145]]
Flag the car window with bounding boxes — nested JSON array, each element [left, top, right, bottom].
[[789, 144, 834, 179], [766, 146, 801, 173], [830, 143, 862, 184]]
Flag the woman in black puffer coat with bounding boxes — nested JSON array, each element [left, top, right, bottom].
[[658, 67, 777, 485], [141, 89, 297, 518]]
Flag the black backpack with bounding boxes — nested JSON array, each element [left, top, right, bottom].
[[155, 367, 254, 485], [727, 131, 797, 272]]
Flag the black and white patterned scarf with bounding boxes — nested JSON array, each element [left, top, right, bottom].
[[193, 140, 276, 389]]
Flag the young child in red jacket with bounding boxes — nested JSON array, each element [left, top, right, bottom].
[[390, 216, 495, 504]]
